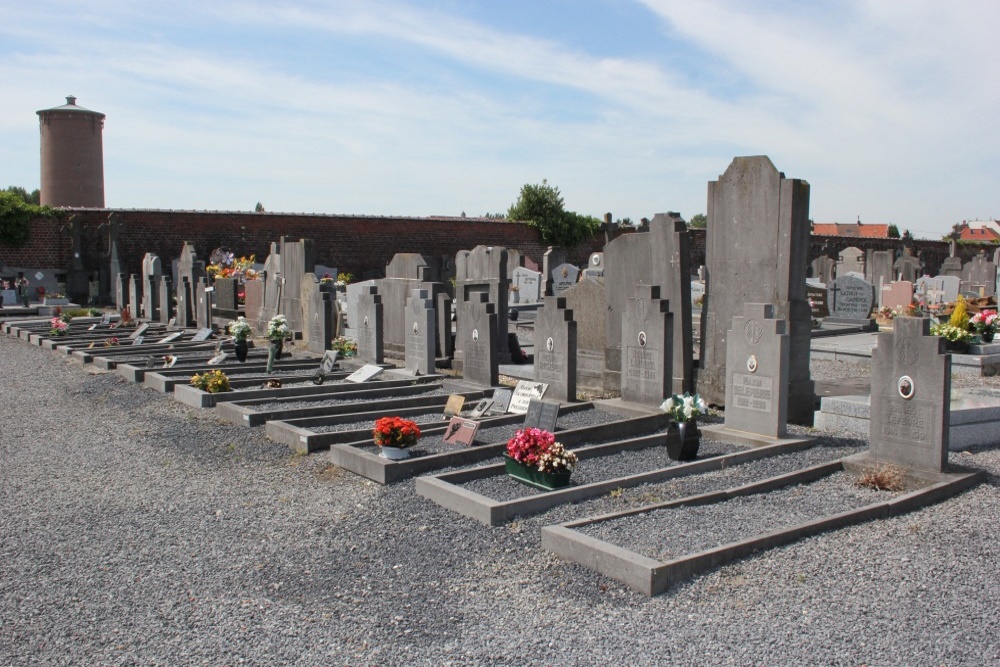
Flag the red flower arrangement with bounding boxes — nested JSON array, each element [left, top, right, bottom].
[[372, 416, 422, 449]]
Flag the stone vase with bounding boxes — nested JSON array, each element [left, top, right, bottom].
[[666, 420, 700, 461], [234, 339, 248, 362], [982, 331, 995, 344]]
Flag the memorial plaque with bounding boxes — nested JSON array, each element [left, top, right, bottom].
[[321, 350, 339, 374], [442, 417, 480, 447], [145, 356, 156, 368], [469, 398, 494, 419], [100, 313, 112, 324], [508, 380, 548, 414], [732, 373, 774, 413], [490, 388, 513, 414], [207, 351, 228, 365], [191, 328, 214, 342], [88, 324, 97, 331], [131, 336, 145, 346], [522, 399, 560, 433], [157, 331, 183, 344], [443, 394, 466, 418], [550, 263, 580, 295], [128, 322, 150, 340], [345, 364, 384, 383]]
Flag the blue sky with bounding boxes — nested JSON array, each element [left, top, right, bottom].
[[1, 0, 997, 237]]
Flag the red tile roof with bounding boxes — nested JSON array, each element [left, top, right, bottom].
[[812, 223, 890, 238], [958, 226, 1000, 241]]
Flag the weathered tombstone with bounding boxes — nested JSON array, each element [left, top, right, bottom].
[[379, 254, 450, 361], [699, 157, 813, 423], [542, 247, 566, 297], [621, 285, 673, 408], [276, 237, 315, 334], [881, 281, 914, 313], [195, 278, 213, 330], [561, 278, 606, 394], [939, 244, 964, 279], [605, 212, 694, 395], [302, 276, 334, 355], [836, 247, 865, 278], [115, 272, 128, 312], [356, 285, 384, 365], [869, 317, 949, 472], [141, 253, 163, 320], [550, 263, 580, 296], [533, 296, 577, 402], [405, 288, 436, 376], [717, 303, 789, 438], [937, 275, 961, 304], [455, 245, 511, 366], [345, 279, 379, 336], [213, 277, 240, 321], [176, 242, 204, 328], [511, 267, 542, 304], [893, 248, 921, 283], [456, 293, 498, 388], [810, 255, 835, 284], [243, 279, 265, 333], [961, 250, 997, 297], [158, 277, 174, 325], [867, 250, 894, 303], [128, 275, 140, 319], [825, 274, 875, 326]]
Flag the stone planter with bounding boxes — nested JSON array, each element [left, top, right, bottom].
[[666, 419, 700, 461], [504, 456, 572, 491]]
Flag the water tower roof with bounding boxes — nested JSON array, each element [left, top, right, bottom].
[[37, 95, 105, 118]]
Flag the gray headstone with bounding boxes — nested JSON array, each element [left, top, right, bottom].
[[455, 245, 511, 365], [303, 276, 334, 355], [826, 274, 875, 322], [869, 317, 949, 473], [405, 288, 436, 376], [356, 285, 384, 365], [379, 254, 449, 361], [621, 285, 673, 408], [533, 296, 577, 402], [605, 213, 694, 396], [195, 278, 213, 330], [961, 251, 997, 297], [724, 303, 789, 438], [937, 275, 961, 304], [881, 281, 914, 312], [522, 399, 560, 433], [893, 248, 921, 283], [457, 293, 498, 388], [141, 253, 163, 321], [243, 279, 265, 333], [867, 249, 895, 302], [128, 275, 140, 319], [511, 267, 542, 304], [158, 277, 174, 325], [261, 244, 282, 323], [115, 272, 128, 312], [836, 247, 865, 278], [345, 279, 378, 334], [549, 263, 580, 295], [810, 255, 835, 284], [542, 247, 566, 297], [560, 278, 606, 394], [699, 157, 813, 423], [278, 237, 316, 333], [213, 278, 240, 321]]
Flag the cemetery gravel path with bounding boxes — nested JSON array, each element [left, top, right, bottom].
[[1, 336, 998, 667]]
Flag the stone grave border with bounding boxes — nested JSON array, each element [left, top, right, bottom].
[[266, 392, 532, 454], [416, 437, 814, 526], [82, 340, 224, 369], [541, 457, 983, 597], [135, 359, 320, 389], [697, 424, 813, 449], [174, 372, 440, 409], [329, 407, 664, 485], [216, 385, 452, 427]]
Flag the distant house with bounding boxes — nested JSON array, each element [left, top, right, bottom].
[[954, 221, 1000, 242], [812, 221, 890, 238]]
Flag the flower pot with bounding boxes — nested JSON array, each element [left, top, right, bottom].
[[234, 340, 248, 362], [378, 446, 410, 460], [944, 339, 969, 353], [982, 332, 995, 344], [666, 420, 700, 461], [504, 455, 572, 491]]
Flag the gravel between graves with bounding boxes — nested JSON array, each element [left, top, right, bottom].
[[251, 385, 449, 412], [2, 333, 999, 667]]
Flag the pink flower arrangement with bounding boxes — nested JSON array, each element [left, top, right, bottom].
[[49, 317, 69, 336], [506, 428, 577, 473], [970, 310, 998, 335]]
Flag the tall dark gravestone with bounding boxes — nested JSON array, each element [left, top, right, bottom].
[[454, 246, 511, 368], [869, 317, 950, 473], [195, 278, 213, 331], [302, 275, 335, 354], [533, 296, 577, 403], [158, 277, 174, 325], [115, 272, 128, 312], [141, 252, 162, 320], [128, 274, 140, 319], [213, 277, 240, 322], [620, 286, 673, 408], [699, 156, 814, 424], [176, 242, 204, 328]]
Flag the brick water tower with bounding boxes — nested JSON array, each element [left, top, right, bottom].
[[37, 96, 106, 207]]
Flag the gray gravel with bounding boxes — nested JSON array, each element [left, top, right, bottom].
[[2, 332, 999, 666]]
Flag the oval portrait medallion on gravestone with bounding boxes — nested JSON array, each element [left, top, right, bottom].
[[747, 355, 758, 373], [412, 322, 419, 335], [472, 328, 479, 343], [898, 375, 915, 400], [592, 255, 601, 266], [634, 297, 650, 324], [896, 339, 919, 368], [546, 337, 554, 352], [638, 331, 647, 347], [363, 316, 369, 328], [744, 319, 763, 345]]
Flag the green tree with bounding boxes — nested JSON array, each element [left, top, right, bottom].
[[506, 180, 600, 246], [0, 191, 58, 246], [688, 213, 707, 229], [3, 186, 40, 205], [887, 223, 900, 238]]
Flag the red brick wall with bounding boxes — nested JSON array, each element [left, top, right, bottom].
[[1, 209, 622, 278]]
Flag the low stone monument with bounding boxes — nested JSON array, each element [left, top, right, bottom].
[[550, 263, 580, 295], [620, 286, 672, 408], [404, 288, 436, 376], [533, 296, 577, 403], [825, 274, 875, 328], [356, 285, 384, 365]]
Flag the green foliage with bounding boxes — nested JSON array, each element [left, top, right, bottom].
[[506, 180, 600, 246], [0, 191, 55, 246], [688, 213, 707, 229], [3, 186, 40, 205], [254, 202, 265, 212], [949, 295, 969, 329], [886, 223, 900, 238]]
